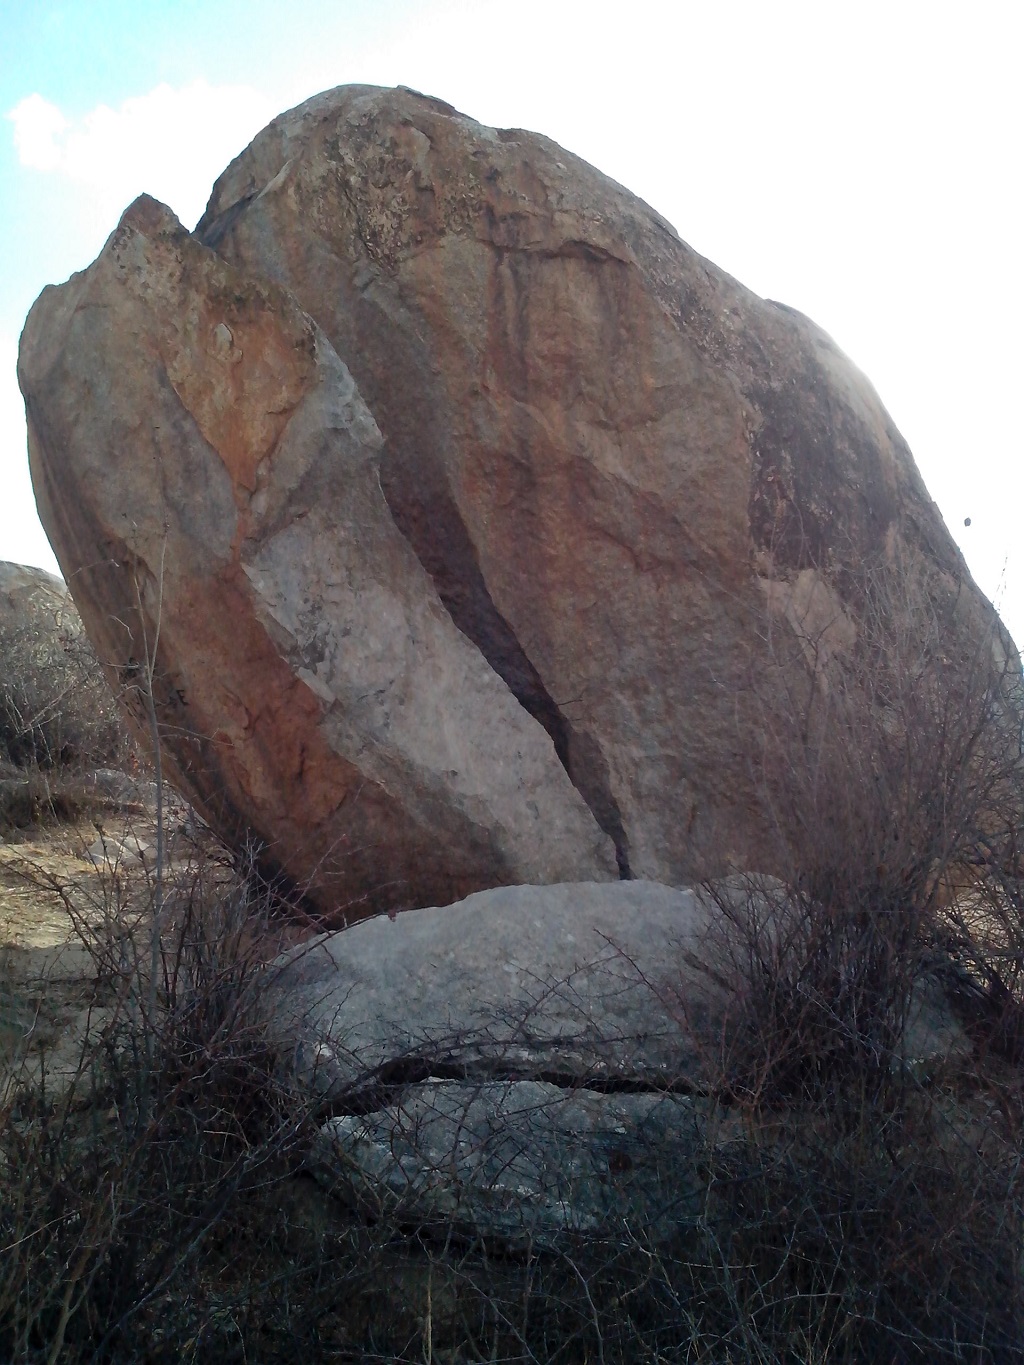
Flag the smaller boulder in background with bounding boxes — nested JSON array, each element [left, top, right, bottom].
[[0, 561, 134, 832]]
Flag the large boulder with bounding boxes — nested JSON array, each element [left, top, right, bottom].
[[18, 198, 614, 919], [18, 85, 1009, 917], [195, 85, 1006, 885]]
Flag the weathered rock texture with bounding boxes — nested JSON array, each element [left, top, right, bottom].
[[0, 562, 66, 617], [269, 880, 965, 1246], [265, 880, 719, 1098], [314, 1081, 707, 1249], [18, 84, 1008, 917], [267, 879, 964, 1096], [19, 198, 614, 917]]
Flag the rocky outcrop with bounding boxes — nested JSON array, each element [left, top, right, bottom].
[[268, 880, 966, 1246], [195, 85, 1002, 887], [18, 199, 614, 919], [18, 85, 1010, 917], [0, 562, 66, 615]]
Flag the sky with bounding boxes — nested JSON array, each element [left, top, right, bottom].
[[1, 0, 1022, 639]]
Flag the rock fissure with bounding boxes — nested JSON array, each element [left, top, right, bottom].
[[318, 1053, 705, 1120], [376, 452, 632, 875]]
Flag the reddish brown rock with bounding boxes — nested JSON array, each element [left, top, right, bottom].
[[195, 84, 999, 883], [18, 197, 616, 919], [19, 85, 1010, 915]]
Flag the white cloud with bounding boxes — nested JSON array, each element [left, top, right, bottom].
[[6, 80, 276, 229], [0, 332, 58, 574], [8, 93, 69, 171]]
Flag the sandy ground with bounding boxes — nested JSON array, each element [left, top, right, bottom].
[[0, 828, 123, 947], [0, 802, 195, 1080], [0, 801, 310, 1084]]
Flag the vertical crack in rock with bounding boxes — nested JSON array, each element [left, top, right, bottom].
[[562, 726, 632, 879], [379, 450, 632, 877]]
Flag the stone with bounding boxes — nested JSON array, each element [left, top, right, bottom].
[[20, 85, 1012, 917], [271, 879, 967, 1246], [0, 565, 76, 770], [313, 1080, 707, 1250], [79, 768, 159, 810], [280, 880, 717, 1247], [264, 881, 721, 1102], [85, 831, 154, 870], [0, 561, 67, 619], [266, 880, 965, 1097], [0, 561, 126, 772], [196, 84, 1008, 887], [18, 198, 615, 922]]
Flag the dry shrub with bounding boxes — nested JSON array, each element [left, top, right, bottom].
[[0, 845, 314, 1363], [4, 544, 1024, 1362], [697, 549, 1024, 1097], [0, 594, 135, 839], [685, 548, 1024, 1360], [0, 604, 129, 777]]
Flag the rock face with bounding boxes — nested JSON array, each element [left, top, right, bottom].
[[281, 881, 716, 1247], [264, 881, 720, 1099], [267, 880, 965, 1246], [0, 561, 66, 612], [314, 1081, 707, 1249], [18, 84, 1006, 917], [19, 198, 615, 918]]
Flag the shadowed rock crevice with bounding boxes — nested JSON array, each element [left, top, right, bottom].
[[562, 725, 632, 878], [322, 1052, 702, 1120], [379, 449, 633, 877]]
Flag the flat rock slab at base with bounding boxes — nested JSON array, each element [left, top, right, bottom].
[[265, 881, 722, 1102], [266, 879, 970, 1247], [314, 1080, 708, 1250]]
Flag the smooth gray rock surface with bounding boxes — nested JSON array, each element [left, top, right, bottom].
[[265, 881, 723, 1101], [268, 878, 969, 1248]]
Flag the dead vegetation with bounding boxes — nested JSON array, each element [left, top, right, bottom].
[[2, 550, 1024, 1361], [0, 584, 134, 840]]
